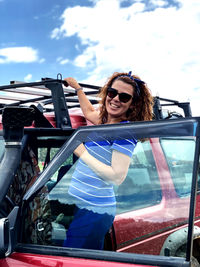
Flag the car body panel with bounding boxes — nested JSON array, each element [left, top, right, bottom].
[[1, 253, 155, 267]]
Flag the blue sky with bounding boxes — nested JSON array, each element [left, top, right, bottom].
[[0, 0, 200, 115]]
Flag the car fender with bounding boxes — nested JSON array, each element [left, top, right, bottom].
[[160, 225, 200, 257]]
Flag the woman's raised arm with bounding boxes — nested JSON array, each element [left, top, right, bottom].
[[64, 77, 99, 125]]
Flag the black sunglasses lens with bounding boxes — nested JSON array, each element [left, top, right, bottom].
[[119, 93, 132, 103], [107, 87, 132, 103], [107, 88, 117, 99]]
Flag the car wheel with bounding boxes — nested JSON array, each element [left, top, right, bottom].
[[175, 244, 200, 267]]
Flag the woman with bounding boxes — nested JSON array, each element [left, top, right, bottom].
[[63, 71, 153, 249]]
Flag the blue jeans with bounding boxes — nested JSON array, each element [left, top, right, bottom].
[[63, 207, 114, 250]]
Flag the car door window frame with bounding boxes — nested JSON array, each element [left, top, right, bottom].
[[21, 117, 200, 266]]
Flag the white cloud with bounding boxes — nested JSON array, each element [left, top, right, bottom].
[[39, 58, 45, 63], [56, 57, 69, 65], [60, 59, 69, 65], [0, 47, 40, 63], [51, 28, 61, 40], [24, 74, 32, 82], [52, 0, 200, 115], [149, 0, 166, 7]]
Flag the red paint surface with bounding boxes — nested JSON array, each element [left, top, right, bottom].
[[0, 253, 157, 267]]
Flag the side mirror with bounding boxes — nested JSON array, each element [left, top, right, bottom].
[[0, 218, 9, 258], [0, 206, 19, 258]]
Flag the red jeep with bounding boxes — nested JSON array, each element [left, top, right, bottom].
[[0, 77, 199, 266]]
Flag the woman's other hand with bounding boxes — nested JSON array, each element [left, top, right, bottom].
[[64, 77, 99, 125], [64, 77, 81, 90]]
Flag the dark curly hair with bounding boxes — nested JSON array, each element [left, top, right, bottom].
[[98, 72, 153, 124]]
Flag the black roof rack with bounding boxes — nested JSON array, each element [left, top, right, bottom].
[[0, 75, 192, 129], [0, 78, 99, 108], [0, 77, 100, 129], [153, 96, 192, 120]]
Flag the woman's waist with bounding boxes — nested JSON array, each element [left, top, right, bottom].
[[68, 193, 116, 216]]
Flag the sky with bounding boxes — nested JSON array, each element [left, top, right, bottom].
[[0, 0, 200, 115]]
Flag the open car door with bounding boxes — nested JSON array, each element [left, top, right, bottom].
[[0, 116, 200, 267]]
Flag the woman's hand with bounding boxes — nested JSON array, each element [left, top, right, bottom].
[[64, 77, 81, 90]]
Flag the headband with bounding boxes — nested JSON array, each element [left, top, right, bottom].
[[113, 71, 145, 97]]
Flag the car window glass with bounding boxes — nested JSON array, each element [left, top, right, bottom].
[[20, 126, 197, 263], [160, 138, 199, 196], [22, 151, 74, 246], [115, 139, 162, 214]]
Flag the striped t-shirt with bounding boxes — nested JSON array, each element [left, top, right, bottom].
[[68, 132, 137, 215]]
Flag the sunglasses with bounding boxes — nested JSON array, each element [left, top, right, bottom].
[[107, 87, 133, 103]]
